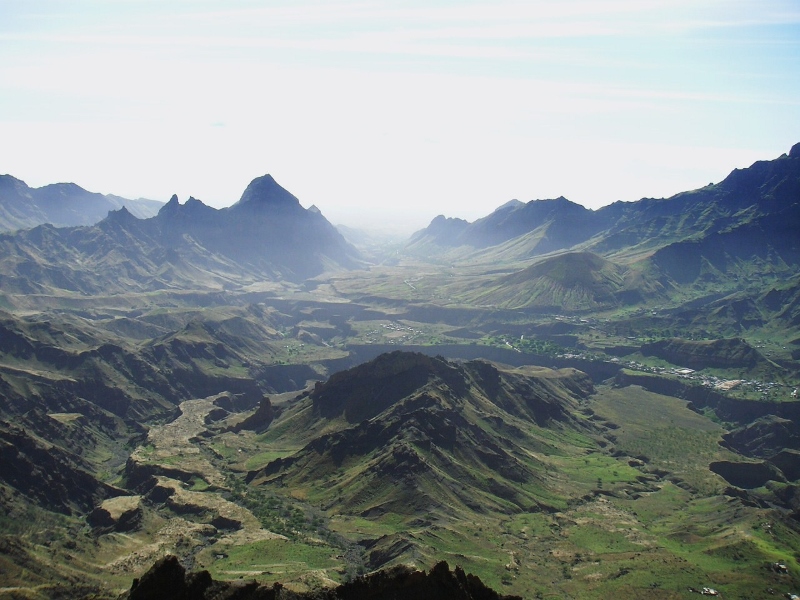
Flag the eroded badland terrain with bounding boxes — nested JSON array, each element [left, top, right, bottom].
[[1, 147, 800, 599]]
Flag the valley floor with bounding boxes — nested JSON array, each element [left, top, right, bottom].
[[4, 379, 795, 599]]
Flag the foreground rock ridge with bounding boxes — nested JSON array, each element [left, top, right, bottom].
[[125, 555, 520, 600]]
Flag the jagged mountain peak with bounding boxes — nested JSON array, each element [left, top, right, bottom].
[[98, 205, 144, 232], [233, 174, 302, 211], [184, 196, 212, 211], [156, 195, 219, 224], [156, 194, 180, 216], [104, 205, 134, 220]]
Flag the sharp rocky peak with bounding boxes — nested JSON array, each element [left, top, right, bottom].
[[233, 174, 302, 210], [108, 205, 132, 218], [157, 194, 180, 215], [102, 205, 139, 226], [157, 195, 217, 219]]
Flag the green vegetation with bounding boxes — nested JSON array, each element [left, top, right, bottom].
[[204, 537, 341, 582]]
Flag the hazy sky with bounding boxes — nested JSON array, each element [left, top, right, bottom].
[[1, 1, 799, 231]]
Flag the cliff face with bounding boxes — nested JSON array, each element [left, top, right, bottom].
[[640, 337, 765, 370]]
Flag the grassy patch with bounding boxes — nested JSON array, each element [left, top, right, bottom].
[[204, 537, 341, 581], [557, 453, 643, 492], [566, 524, 643, 555], [244, 450, 295, 471], [590, 385, 733, 493]]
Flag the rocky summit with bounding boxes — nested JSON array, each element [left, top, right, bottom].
[[233, 174, 306, 212]]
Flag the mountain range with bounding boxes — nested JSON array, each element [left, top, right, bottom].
[[0, 175, 163, 232], [0, 174, 361, 295], [389, 143, 800, 316], [1, 144, 798, 306], [408, 142, 800, 262]]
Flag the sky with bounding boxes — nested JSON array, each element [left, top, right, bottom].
[[1, 1, 799, 232]]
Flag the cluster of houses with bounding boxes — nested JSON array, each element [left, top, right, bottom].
[[602, 355, 792, 399], [362, 321, 423, 344]]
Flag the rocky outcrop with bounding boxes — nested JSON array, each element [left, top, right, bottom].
[[124, 458, 201, 491], [721, 415, 800, 458], [125, 555, 521, 600], [767, 449, 800, 482], [710, 460, 784, 489], [229, 397, 274, 433], [88, 495, 143, 532]]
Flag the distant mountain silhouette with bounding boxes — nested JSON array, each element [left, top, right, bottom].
[[0, 175, 162, 232], [407, 196, 608, 255], [0, 174, 362, 292], [408, 143, 800, 266]]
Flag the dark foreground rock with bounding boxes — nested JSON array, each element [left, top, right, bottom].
[[125, 555, 521, 600]]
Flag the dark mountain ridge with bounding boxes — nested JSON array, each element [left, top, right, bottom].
[[0, 175, 163, 232], [0, 174, 362, 292], [401, 144, 800, 316], [125, 554, 520, 600], [641, 337, 767, 370], [407, 195, 610, 256], [408, 143, 800, 263], [249, 351, 596, 522]]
